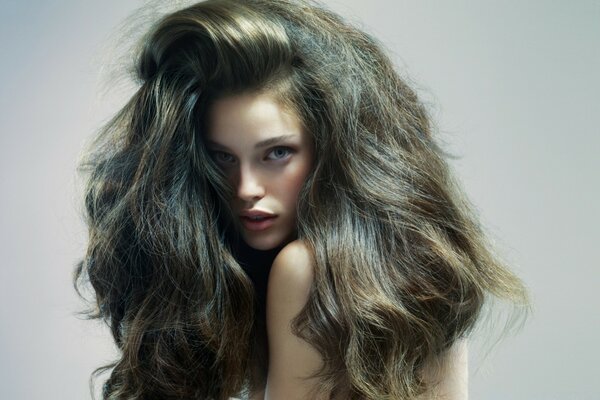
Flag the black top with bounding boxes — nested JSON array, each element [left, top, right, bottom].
[[233, 239, 285, 388], [235, 239, 284, 318]]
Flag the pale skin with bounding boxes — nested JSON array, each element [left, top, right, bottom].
[[263, 241, 469, 400], [206, 91, 314, 252], [206, 91, 468, 400]]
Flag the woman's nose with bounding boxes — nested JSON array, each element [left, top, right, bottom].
[[236, 165, 265, 202]]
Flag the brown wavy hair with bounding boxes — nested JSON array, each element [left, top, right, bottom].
[[74, 0, 528, 398]]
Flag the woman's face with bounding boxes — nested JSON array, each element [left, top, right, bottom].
[[205, 91, 313, 250]]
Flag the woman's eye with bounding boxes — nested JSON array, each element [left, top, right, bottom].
[[212, 151, 235, 164], [266, 146, 293, 161]]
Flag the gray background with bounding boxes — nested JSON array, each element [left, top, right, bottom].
[[1, 1, 598, 399]]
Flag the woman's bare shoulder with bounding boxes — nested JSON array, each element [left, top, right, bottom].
[[271, 240, 314, 279], [269, 239, 315, 292], [266, 239, 315, 328], [265, 240, 323, 399], [418, 339, 469, 400]]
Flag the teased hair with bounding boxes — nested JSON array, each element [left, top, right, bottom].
[[74, 0, 528, 399]]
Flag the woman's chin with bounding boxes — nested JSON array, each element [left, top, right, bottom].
[[243, 237, 283, 251], [242, 231, 295, 251]]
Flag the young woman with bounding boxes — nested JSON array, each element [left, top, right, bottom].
[[75, 0, 528, 399]]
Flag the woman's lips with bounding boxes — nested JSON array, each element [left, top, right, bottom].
[[240, 215, 277, 231]]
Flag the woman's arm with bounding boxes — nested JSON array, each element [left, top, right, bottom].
[[264, 240, 325, 400]]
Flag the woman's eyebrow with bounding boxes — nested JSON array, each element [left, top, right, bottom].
[[206, 134, 297, 150], [254, 134, 297, 149]]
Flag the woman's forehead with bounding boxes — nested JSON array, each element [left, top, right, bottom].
[[205, 92, 307, 148]]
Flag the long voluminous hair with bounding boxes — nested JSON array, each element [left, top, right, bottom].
[[74, 0, 528, 399]]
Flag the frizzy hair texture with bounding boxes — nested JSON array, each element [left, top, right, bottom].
[[74, 0, 528, 399]]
